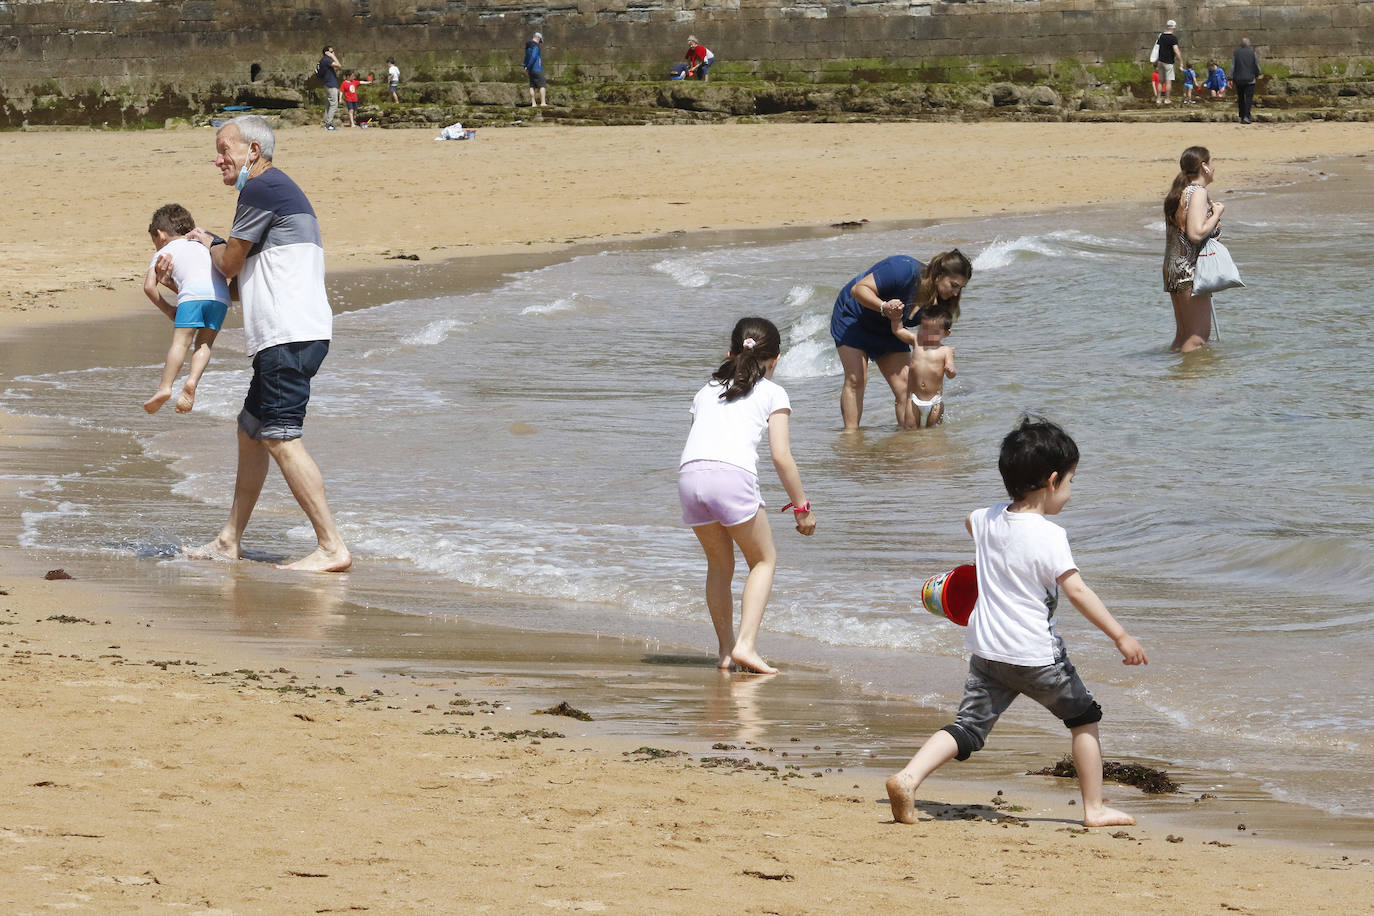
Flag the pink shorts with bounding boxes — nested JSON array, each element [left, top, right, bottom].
[[679, 460, 764, 527]]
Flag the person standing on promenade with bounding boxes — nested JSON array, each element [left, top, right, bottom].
[[1152, 20, 1182, 104], [829, 251, 972, 429], [318, 46, 342, 129], [172, 115, 351, 572], [1232, 38, 1262, 124], [523, 33, 547, 107]]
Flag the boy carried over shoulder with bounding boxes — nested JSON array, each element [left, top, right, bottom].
[[887, 416, 1148, 828], [142, 203, 231, 414], [892, 308, 956, 429]]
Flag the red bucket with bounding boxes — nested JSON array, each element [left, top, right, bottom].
[[920, 564, 977, 627]]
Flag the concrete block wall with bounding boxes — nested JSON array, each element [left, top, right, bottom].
[[0, 0, 1370, 93]]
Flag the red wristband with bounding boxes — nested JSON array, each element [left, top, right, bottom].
[[780, 501, 811, 515]]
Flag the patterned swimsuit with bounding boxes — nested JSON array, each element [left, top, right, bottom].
[[1163, 184, 1220, 293]]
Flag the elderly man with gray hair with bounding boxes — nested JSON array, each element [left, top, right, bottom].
[[170, 115, 351, 572], [1232, 37, 1262, 124], [523, 31, 547, 107]]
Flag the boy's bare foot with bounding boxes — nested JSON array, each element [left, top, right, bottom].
[[144, 389, 172, 413], [729, 648, 778, 675], [183, 539, 241, 561], [175, 384, 197, 413], [1083, 805, 1135, 828], [277, 546, 352, 573], [886, 773, 920, 824]]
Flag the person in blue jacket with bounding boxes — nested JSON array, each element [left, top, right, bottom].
[[523, 32, 547, 107], [830, 250, 972, 429]]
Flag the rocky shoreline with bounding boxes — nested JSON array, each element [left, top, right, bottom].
[[8, 68, 1374, 130]]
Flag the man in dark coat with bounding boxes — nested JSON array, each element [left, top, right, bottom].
[[1232, 38, 1262, 124]]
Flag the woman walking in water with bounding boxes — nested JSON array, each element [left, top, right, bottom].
[[830, 251, 972, 428], [1163, 146, 1225, 352]]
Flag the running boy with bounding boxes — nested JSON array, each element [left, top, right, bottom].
[[891, 308, 955, 429], [887, 416, 1149, 828], [142, 204, 230, 414]]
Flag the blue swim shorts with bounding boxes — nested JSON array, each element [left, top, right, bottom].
[[679, 460, 764, 527], [239, 339, 329, 442], [174, 299, 230, 330]]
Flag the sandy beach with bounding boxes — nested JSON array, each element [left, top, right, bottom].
[[4, 121, 1374, 911]]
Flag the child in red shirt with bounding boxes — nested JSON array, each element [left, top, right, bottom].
[[340, 72, 363, 127]]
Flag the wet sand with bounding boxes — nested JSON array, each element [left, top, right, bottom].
[[3, 122, 1374, 909]]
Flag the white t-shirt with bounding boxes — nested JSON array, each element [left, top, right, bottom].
[[230, 168, 332, 356], [151, 238, 229, 306], [965, 503, 1077, 666], [679, 377, 790, 476], [388, 64, 400, 83]]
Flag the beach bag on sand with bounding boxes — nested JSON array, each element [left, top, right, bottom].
[[1193, 239, 1245, 294]]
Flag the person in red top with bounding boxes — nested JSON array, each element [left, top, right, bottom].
[[685, 37, 714, 81], [339, 71, 366, 127]]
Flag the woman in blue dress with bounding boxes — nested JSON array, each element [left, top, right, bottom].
[[830, 250, 973, 429]]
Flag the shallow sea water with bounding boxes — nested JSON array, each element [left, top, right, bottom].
[[4, 156, 1372, 822]]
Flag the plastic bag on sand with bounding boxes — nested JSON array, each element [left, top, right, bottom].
[[437, 122, 475, 141]]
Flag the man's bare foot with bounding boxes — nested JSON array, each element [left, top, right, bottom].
[[182, 539, 241, 561], [1083, 805, 1135, 828], [729, 647, 778, 675], [144, 389, 172, 414], [175, 384, 197, 413], [886, 773, 920, 824], [277, 546, 352, 572], [717, 654, 735, 670]]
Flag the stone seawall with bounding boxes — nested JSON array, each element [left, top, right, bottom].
[[3, 0, 1371, 95]]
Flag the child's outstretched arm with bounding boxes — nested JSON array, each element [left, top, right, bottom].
[[944, 347, 957, 379], [1058, 570, 1148, 665], [767, 410, 815, 536], [143, 262, 176, 320], [891, 314, 918, 347]]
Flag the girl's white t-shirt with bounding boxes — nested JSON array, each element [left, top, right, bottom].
[[965, 503, 1077, 666], [679, 377, 790, 476], [150, 238, 230, 306]]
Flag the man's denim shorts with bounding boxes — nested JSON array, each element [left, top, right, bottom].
[[238, 340, 329, 442], [942, 643, 1103, 761]]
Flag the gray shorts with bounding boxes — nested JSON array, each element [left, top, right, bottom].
[[942, 640, 1102, 760]]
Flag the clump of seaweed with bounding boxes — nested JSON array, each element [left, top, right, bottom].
[[535, 701, 593, 721], [1029, 756, 1179, 794]]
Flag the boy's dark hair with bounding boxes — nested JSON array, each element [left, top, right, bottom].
[[712, 316, 781, 403], [148, 203, 195, 237], [998, 415, 1079, 501]]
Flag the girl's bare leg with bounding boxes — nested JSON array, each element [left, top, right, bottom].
[[1169, 287, 1213, 352], [692, 522, 738, 669], [176, 329, 219, 413], [1071, 723, 1136, 827], [146, 326, 196, 413], [724, 509, 778, 674]]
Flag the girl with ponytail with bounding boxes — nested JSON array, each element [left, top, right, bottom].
[[1163, 145, 1225, 351], [678, 317, 816, 674]]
